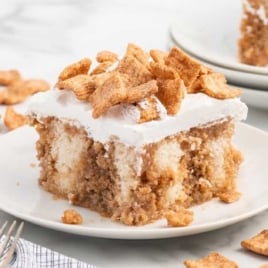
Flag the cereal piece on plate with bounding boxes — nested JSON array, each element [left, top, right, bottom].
[[156, 77, 185, 115], [199, 73, 242, 99], [61, 209, 83, 225], [57, 74, 96, 100], [0, 70, 22, 85], [117, 55, 153, 87], [96, 50, 118, 63], [241, 229, 268, 256], [4, 106, 29, 130], [136, 96, 162, 123], [184, 252, 238, 268], [57, 58, 91, 82], [217, 191, 241, 203], [150, 49, 168, 63], [166, 208, 193, 227]]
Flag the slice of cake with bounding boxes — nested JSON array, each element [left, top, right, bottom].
[[28, 44, 247, 226], [239, 0, 268, 66]]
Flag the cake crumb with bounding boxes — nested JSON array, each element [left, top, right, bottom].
[[241, 229, 268, 256], [218, 191, 241, 203], [61, 209, 83, 225], [184, 252, 238, 268], [165, 208, 193, 227]]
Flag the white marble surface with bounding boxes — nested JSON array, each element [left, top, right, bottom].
[[0, 0, 268, 267]]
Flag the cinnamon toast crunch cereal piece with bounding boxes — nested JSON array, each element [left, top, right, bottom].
[[0, 70, 22, 85], [165, 47, 204, 89], [57, 74, 95, 100], [4, 106, 29, 130], [199, 73, 242, 99], [136, 96, 162, 123], [58, 58, 91, 81], [241, 229, 268, 256], [156, 78, 185, 115], [166, 208, 193, 227], [125, 80, 158, 103], [125, 43, 149, 66], [1, 79, 50, 105], [150, 49, 168, 63], [90, 61, 115, 75], [96, 50, 118, 63], [150, 62, 178, 80], [89, 72, 127, 118], [61, 209, 83, 225], [184, 252, 238, 268], [117, 55, 153, 87], [218, 191, 241, 203]]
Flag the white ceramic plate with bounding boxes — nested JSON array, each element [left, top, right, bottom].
[[0, 124, 267, 239], [168, 35, 268, 90], [241, 87, 268, 110], [169, 0, 268, 75]]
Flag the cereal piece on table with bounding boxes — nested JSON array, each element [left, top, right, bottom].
[[96, 50, 118, 63], [117, 55, 153, 87], [2, 79, 50, 105], [57, 58, 92, 81], [136, 96, 162, 123], [217, 191, 241, 203], [166, 208, 193, 227], [0, 70, 22, 85], [156, 77, 185, 115], [89, 72, 127, 118], [165, 47, 204, 89], [61, 209, 83, 225], [90, 61, 115, 75], [57, 74, 96, 100], [4, 106, 29, 130], [241, 229, 268, 256], [184, 252, 238, 268], [199, 73, 242, 99], [150, 49, 168, 63]]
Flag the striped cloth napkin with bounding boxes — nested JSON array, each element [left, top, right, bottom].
[[0, 237, 97, 268]]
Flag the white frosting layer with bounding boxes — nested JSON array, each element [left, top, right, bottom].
[[27, 89, 248, 147]]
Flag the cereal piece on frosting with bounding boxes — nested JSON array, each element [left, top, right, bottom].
[[90, 61, 115, 75], [57, 74, 96, 100], [150, 49, 168, 63], [61, 209, 83, 225], [96, 50, 118, 63], [136, 96, 163, 123], [165, 47, 204, 89], [199, 73, 242, 99], [184, 252, 238, 268], [241, 229, 268, 256], [0, 70, 22, 86], [58, 58, 91, 82], [4, 106, 29, 130], [89, 72, 127, 118], [125, 43, 149, 66], [156, 77, 185, 115], [117, 55, 153, 87]]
